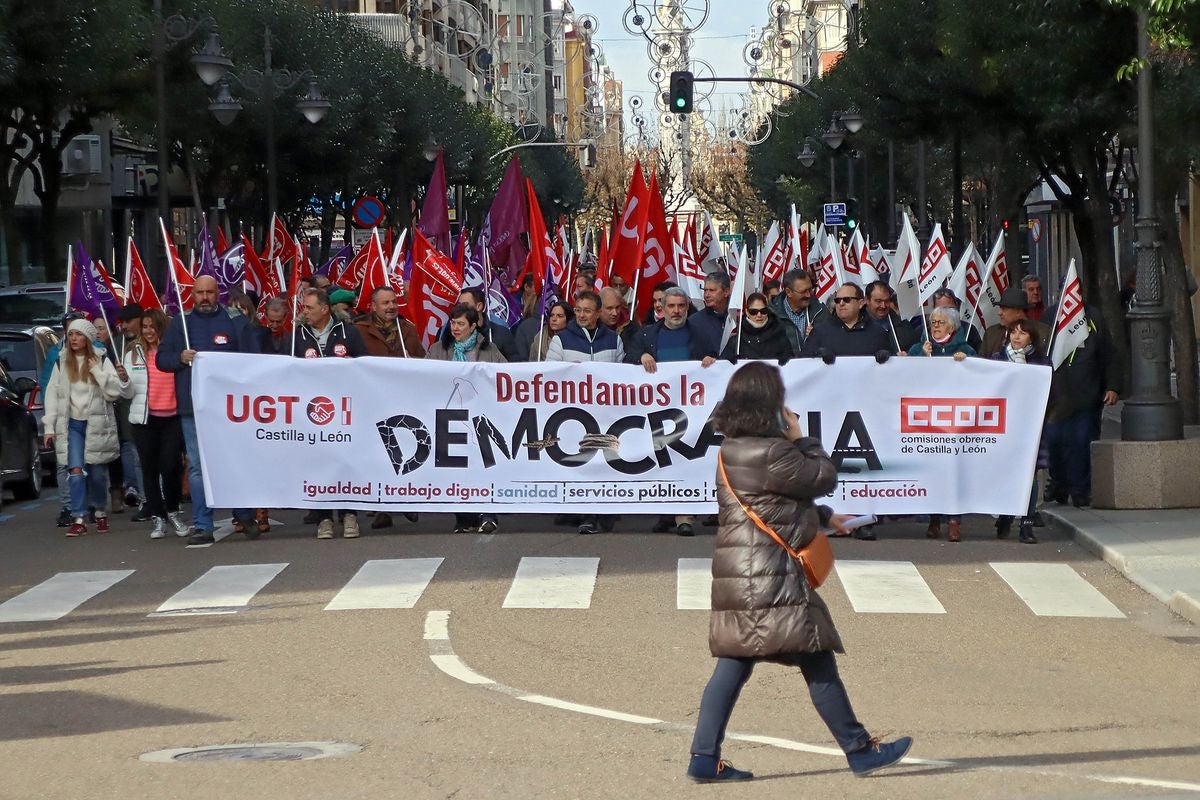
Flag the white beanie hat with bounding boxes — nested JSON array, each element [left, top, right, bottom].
[[67, 318, 98, 343]]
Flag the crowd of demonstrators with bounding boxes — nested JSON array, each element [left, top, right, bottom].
[[38, 239, 1111, 551]]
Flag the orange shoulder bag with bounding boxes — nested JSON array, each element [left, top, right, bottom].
[[716, 452, 835, 589]]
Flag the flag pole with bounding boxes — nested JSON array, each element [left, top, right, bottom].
[[64, 244, 73, 315], [160, 217, 191, 351]]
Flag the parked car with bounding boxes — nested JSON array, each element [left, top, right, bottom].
[[0, 359, 42, 501], [0, 324, 60, 473], [0, 282, 67, 329]]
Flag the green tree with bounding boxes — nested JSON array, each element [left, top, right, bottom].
[[0, 0, 146, 280]]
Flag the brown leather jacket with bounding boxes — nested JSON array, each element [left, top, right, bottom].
[[710, 435, 844, 659], [354, 315, 426, 359]]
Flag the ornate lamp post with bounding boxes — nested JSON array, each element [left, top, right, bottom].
[[1122, 11, 1182, 442], [199, 27, 331, 218]]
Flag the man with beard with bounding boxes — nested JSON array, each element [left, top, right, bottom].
[[157, 275, 261, 545], [353, 285, 423, 530]]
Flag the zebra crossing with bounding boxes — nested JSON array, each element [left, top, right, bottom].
[[0, 557, 1125, 624]]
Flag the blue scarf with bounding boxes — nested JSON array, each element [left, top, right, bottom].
[[452, 329, 479, 362]]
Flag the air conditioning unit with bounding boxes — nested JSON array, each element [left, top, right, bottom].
[[61, 135, 102, 176]]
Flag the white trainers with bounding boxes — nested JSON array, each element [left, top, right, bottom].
[[316, 519, 335, 539], [342, 513, 360, 538], [150, 517, 167, 539], [167, 511, 190, 536]]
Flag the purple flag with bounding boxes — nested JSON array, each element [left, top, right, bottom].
[[196, 222, 219, 283], [215, 241, 245, 299], [418, 148, 451, 255], [317, 243, 352, 278], [486, 272, 522, 329], [70, 242, 122, 322], [537, 261, 559, 320], [481, 156, 530, 286]]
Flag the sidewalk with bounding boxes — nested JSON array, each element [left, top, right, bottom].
[[1044, 505, 1200, 625]]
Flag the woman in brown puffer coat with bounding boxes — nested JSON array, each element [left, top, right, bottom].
[[686, 361, 912, 784]]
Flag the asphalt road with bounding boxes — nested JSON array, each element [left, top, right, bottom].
[[1, 497, 1198, 800]]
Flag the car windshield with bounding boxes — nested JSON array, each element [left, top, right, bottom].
[[0, 291, 66, 325], [0, 337, 36, 372]]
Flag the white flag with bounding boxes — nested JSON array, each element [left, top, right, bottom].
[[917, 223, 953, 302], [946, 243, 987, 336], [720, 246, 750, 355], [891, 215, 922, 321], [1049, 259, 1089, 368], [979, 234, 1009, 327]]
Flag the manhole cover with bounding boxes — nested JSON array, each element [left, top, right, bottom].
[[140, 742, 362, 763]]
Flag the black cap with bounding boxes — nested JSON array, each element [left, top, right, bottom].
[[998, 286, 1030, 310], [117, 303, 145, 321]]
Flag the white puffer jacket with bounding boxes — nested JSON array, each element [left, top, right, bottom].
[[120, 345, 151, 424], [42, 350, 126, 465]]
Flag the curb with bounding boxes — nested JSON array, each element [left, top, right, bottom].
[[1045, 510, 1200, 626]]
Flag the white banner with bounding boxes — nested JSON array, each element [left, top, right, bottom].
[[193, 354, 1050, 516]]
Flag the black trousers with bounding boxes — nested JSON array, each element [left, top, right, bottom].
[[131, 415, 183, 519]]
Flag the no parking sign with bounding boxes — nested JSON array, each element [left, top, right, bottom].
[[351, 196, 386, 229]]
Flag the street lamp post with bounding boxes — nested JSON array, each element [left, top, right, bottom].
[[152, 0, 229, 278], [201, 27, 331, 220], [1121, 11, 1182, 442]]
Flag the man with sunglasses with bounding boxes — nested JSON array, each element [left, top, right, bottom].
[[800, 282, 892, 359]]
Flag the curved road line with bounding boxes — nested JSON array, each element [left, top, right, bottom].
[[423, 610, 1200, 794]]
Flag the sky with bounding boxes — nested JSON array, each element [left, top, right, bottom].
[[582, 1, 771, 133]]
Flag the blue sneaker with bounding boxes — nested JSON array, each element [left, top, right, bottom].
[[686, 754, 753, 783], [847, 736, 913, 777]]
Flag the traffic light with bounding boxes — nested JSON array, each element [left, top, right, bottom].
[[669, 71, 694, 114], [845, 198, 859, 231]]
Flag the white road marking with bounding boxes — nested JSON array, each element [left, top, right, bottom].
[[991, 562, 1125, 618], [835, 560, 947, 614], [517, 695, 662, 725], [150, 563, 287, 616], [430, 654, 494, 685], [676, 558, 712, 610], [502, 557, 599, 609], [423, 611, 1200, 794], [424, 610, 451, 640], [325, 558, 444, 611], [0, 570, 134, 623]]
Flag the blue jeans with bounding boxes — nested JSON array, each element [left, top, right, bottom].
[[1044, 410, 1098, 498], [181, 415, 250, 531], [121, 439, 143, 495], [66, 419, 109, 519], [690, 652, 872, 758]]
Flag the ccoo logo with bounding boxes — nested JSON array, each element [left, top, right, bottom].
[[900, 397, 1006, 434], [307, 396, 337, 426]]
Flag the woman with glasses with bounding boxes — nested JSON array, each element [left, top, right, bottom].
[[719, 292, 793, 361], [908, 306, 975, 540]]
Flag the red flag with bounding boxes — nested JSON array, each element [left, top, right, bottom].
[[216, 225, 229, 255], [636, 171, 674, 315], [409, 227, 462, 348], [161, 221, 195, 311], [92, 259, 124, 307], [761, 229, 791, 285], [242, 232, 281, 297], [354, 230, 389, 315], [335, 242, 373, 291], [262, 214, 298, 267], [676, 218, 705, 281], [295, 237, 313, 280], [125, 238, 163, 311], [525, 179, 562, 292], [453, 226, 469, 279], [596, 229, 610, 284], [609, 160, 650, 294]]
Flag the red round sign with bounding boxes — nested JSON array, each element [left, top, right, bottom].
[[352, 197, 386, 229]]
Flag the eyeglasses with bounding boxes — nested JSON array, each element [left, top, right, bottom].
[[746, 307, 768, 316], [930, 318, 951, 326], [833, 296, 860, 304]]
